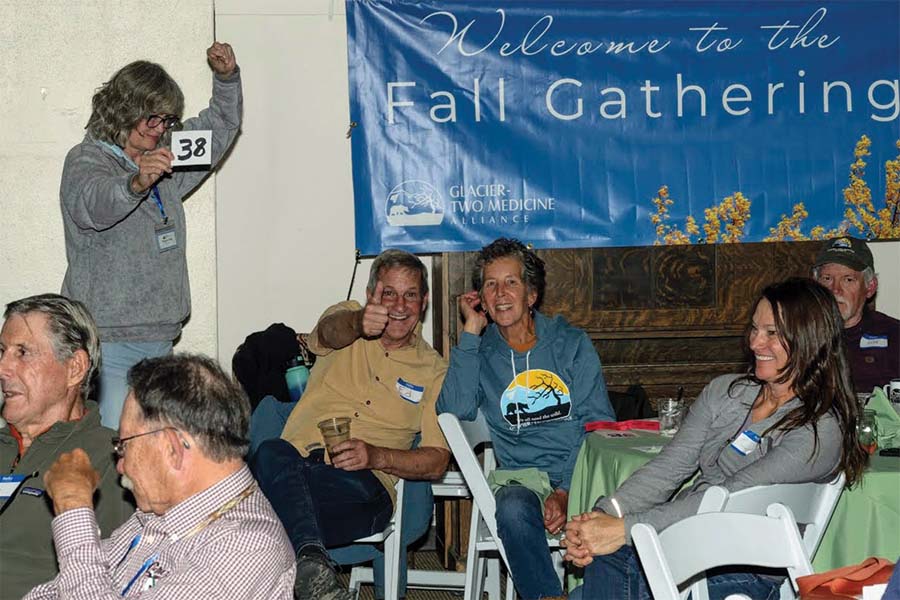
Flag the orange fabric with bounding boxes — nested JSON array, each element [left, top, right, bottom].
[[797, 557, 894, 599]]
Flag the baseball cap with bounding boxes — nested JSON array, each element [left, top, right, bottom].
[[814, 236, 874, 272]]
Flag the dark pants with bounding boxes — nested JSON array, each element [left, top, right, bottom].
[[250, 439, 393, 555]]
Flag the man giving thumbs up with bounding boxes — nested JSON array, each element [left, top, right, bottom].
[[250, 250, 450, 600]]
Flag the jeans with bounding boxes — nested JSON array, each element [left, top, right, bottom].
[[98, 341, 172, 428], [250, 439, 393, 555], [495, 485, 562, 600], [580, 545, 781, 600], [248, 397, 435, 598], [248, 396, 298, 457]]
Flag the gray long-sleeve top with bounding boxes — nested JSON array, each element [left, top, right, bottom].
[[594, 374, 842, 543], [60, 69, 242, 343]]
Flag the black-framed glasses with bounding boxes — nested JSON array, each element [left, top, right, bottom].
[[112, 427, 178, 458], [146, 114, 180, 130]]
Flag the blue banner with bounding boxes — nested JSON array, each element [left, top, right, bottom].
[[346, 1, 900, 255]]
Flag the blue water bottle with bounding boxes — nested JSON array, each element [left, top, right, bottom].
[[285, 356, 309, 403]]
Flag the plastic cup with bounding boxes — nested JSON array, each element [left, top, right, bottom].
[[659, 398, 685, 436], [317, 417, 351, 460]]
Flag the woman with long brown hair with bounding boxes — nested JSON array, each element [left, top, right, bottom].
[[564, 277, 867, 600]]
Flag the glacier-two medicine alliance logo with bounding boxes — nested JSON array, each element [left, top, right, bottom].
[[385, 180, 445, 227]]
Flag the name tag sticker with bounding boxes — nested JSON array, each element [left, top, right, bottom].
[[860, 334, 888, 349], [730, 430, 761, 456], [396, 378, 424, 404], [0, 474, 27, 502], [171, 130, 212, 167]]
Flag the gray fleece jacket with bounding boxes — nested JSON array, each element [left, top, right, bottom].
[[595, 374, 842, 543], [60, 70, 242, 343]]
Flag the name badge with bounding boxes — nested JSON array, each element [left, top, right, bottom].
[[0, 474, 27, 502], [860, 334, 888, 349], [155, 224, 178, 253], [730, 430, 761, 456], [396, 378, 424, 404]]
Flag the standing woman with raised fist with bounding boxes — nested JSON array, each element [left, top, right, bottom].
[[59, 42, 242, 428]]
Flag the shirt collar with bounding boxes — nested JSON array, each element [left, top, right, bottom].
[[93, 138, 138, 169], [144, 465, 255, 540]]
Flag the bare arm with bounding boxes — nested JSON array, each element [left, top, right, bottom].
[[331, 440, 450, 480]]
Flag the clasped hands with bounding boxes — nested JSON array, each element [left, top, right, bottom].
[[561, 511, 627, 567]]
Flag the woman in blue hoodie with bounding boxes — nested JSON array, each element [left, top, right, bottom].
[[438, 238, 614, 600]]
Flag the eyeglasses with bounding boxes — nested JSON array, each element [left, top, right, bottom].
[[145, 114, 180, 130], [112, 427, 178, 458]]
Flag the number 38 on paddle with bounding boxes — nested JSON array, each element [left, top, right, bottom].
[[171, 130, 212, 167]]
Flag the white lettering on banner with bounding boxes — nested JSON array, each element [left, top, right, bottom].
[[761, 7, 840, 51], [421, 9, 670, 58], [382, 7, 899, 125], [449, 184, 508, 198], [421, 7, 840, 60], [540, 73, 899, 122], [449, 181, 556, 227], [388, 78, 506, 124]]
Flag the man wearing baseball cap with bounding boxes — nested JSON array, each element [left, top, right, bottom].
[[813, 236, 900, 393]]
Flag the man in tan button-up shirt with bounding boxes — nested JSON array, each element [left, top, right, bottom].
[[251, 250, 450, 600]]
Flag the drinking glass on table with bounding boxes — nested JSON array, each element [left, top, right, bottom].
[[857, 409, 878, 455], [658, 398, 685, 436]]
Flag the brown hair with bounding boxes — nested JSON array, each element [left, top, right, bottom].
[[736, 277, 867, 487]]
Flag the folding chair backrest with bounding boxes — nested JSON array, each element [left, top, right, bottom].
[[697, 472, 845, 558], [438, 413, 503, 554], [632, 503, 814, 600]]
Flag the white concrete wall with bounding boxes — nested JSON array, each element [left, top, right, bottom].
[[0, 0, 218, 356], [214, 0, 441, 369]]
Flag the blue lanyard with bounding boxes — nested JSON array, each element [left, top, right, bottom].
[[121, 552, 159, 596], [150, 186, 168, 224], [116, 533, 159, 596]]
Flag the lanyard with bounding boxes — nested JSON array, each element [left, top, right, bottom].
[[121, 551, 159, 596], [116, 482, 256, 596], [150, 186, 168, 224]]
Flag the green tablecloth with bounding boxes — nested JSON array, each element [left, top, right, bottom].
[[567, 431, 900, 574]]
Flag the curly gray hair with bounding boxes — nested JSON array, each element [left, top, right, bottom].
[[86, 60, 184, 147]]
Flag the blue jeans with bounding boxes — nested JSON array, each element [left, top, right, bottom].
[[580, 545, 780, 600], [250, 439, 393, 554], [495, 485, 562, 600], [98, 341, 172, 428], [248, 396, 298, 457]]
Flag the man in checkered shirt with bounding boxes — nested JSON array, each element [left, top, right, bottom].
[[25, 354, 295, 599]]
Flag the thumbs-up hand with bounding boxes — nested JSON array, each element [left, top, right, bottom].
[[361, 280, 390, 338]]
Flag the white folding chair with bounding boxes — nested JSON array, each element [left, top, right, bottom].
[[346, 470, 501, 599], [632, 503, 814, 600], [438, 412, 564, 600], [348, 478, 405, 600], [695, 473, 844, 600]]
